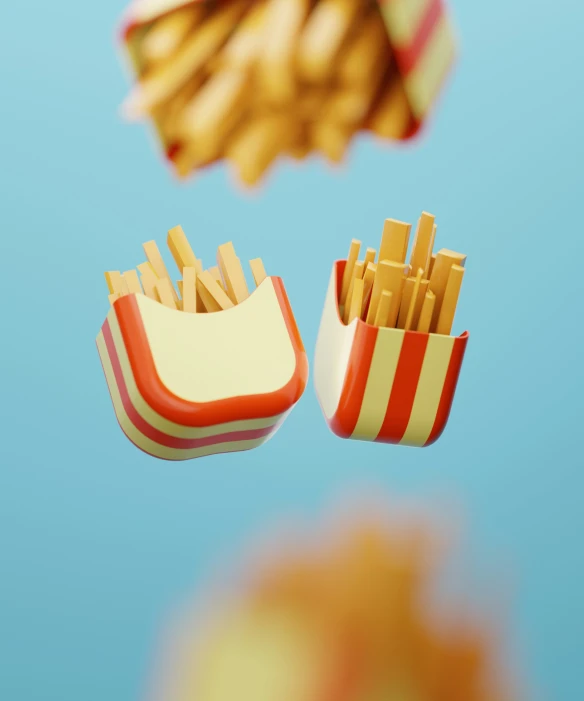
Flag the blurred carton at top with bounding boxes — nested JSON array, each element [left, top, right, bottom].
[[120, 0, 457, 187]]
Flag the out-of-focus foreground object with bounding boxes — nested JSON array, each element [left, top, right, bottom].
[[314, 211, 468, 447], [96, 225, 308, 460], [119, 0, 457, 187], [149, 503, 523, 701]]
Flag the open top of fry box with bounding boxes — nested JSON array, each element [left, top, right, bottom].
[[120, 0, 457, 180], [313, 260, 468, 448], [96, 275, 308, 461]]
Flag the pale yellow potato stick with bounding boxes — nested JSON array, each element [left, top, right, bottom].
[[108, 293, 119, 306], [435, 265, 465, 335], [374, 290, 393, 328], [429, 249, 467, 330], [361, 262, 377, 316], [217, 242, 249, 303], [411, 278, 429, 329], [141, 5, 203, 65], [123, 269, 142, 295], [347, 278, 364, 324], [122, 0, 247, 119], [208, 266, 228, 292], [249, 258, 267, 286], [167, 225, 198, 272], [428, 252, 437, 279], [119, 277, 130, 296], [409, 212, 435, 279], [379, 219, 411, 265], [298, 0, 364, 83], [153, 74, 206, 141], [226, 114, 296, 186], [343, 260, 365, 324], [311, 122, 352, 164], [144, 240, 180, 303], [212, 2, 267, 70], [397, 276, 416, 329], [179, 70, 251, 161], [404, 268, 424, 331], [340, 239, 361, 306], [337, 10, 391, 85], [364, 248, 376, 267], [177, 280, 183, 295], [155, 277, 177, 309], [366, 260, 406, 326], [369, 77, 411, 140], [105, 271, 124, 295], [320, 68, 386, 125], [197, 270, 235, 311], [182, 266, 197, 313], [140, 273, 159, 301], [417, 290, 436, 333], [257, 0, 311, 103], [137, 261, 157, 279]]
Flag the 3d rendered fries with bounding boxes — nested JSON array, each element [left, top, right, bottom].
[[120, 0, 456, 186]]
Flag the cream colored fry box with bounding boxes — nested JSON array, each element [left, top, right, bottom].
[[96, 276, 308, 460], [313, 260, 468, 447]]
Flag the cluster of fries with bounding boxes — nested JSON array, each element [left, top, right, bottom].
[[104, 225, 267, 312], [123, 0, 410, 186], [340, 212, 466, 335]]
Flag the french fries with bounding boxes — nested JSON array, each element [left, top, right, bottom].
[[340, 212, 466, 335], [104, 226, 269, 314], [122, 0, 412, 187]]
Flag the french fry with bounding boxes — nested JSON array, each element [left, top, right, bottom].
[[409, 212, 435, 279], [105, 271, 124, 296], [361, 262, 377, 317], [435, 265, 465, 335], [379, 219, 411, 265], [141, 5, 204, 65], [410, 278, 429, 329], [182, 266, 197, 313], [428, 252, 437, 279], [208, 266, 227, 291], [396, 275, 416, 329], [153, 74, 207, 142], [340, 239, 361, 307], [364, 248, 376, 268], [344, 260, 365, 323], [167, 224, 198, 272], [369, 76, 411, 140], [211, 2, 267, 70], [197, 270, 235, 311], [122, 0, 247, 119], [417, 290, 436, 333], [311, 121, 353, 164], [155, 277, 177, 309], [143, 239, 180, 302], [366, 260, 406, 326], [123, 269, 142, 295], [347, 278, 364, 324], [108, 293, 119, 306], [428, 249, 466, 330], [249, 258, 267, 286], [140, 272, 159, 301], [298, 0, 364, 83], [257, 0, 311, 103], [374, 290, 392, 327], [217, 242, 249, 303], [337, 10, 391, 86], [404, 268, 423, 332]]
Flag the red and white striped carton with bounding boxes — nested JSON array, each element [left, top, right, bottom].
[[314, 260, 468, 447]]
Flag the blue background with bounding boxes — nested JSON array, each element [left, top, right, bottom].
[[1, 1, 582, 699]]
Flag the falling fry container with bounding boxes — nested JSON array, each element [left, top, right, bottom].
[[120, 0, 457, 169], [313, 261, 468, 447], [96, 277, 308, 461]]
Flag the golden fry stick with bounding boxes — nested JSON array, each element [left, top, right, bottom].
[[429, 249, 467, 330], [369, 77, 411, 140], [361, 262, 377, 317], [298, 0, 364, 83], [179, 69, 251, 161], [257, 0, 311, 103], [321, 64, 386, 125], [155, 277, 177, 309], [311, 121, 352, 164], [123, 269, 142, 295], [167, 225, 198, 273], [287, 135, 312, 161], [143, 240, 180, 303], [428, 252, 437, 279], [226, 113, 295, 186], [108, 293, 119, 306], [208, 266, 228, 292], [397, 276, 416, 329], [140, 272, 159, 301], [374, 290, 393, 328], [366, 260, 407, 327], [249, 258, 267, 286], [212, 2, 267, 70], [197, 270, 234, 311], [122, 0, 247, 119], [410, 278, 429, 329], [182, 266, 197, 313], [347, 278, 364, 324], [409, 212, 435, 279], [217, 242, 249, 303], [105, 271, 124, 296], [404, 268, 423, 331], [340, 239, 361, 306], [177, 280, 183, 295], [137, 261, 157, 278], [364, 248, 376, 267], [344, 260, 365, 324], [435, 265, 465, 335], [417, 290, 436, 333], [379, 219, 411, 265], [337, 10, 391, 85], [141, 5, 204, 65], [153, 75, 206, 141]]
